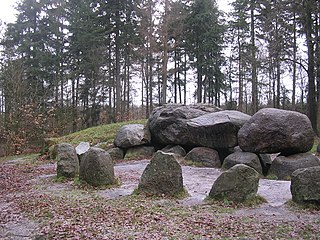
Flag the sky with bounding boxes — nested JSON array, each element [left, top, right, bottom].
[[0, 0, 17, 24], [0, 0, 232, 25]]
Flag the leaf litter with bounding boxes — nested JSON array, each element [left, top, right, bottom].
[[0, 156, 319, 239]]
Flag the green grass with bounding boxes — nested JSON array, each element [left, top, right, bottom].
[[47, 119, 147, 147]]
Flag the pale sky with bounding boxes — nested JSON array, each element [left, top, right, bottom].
[[0, 0, 17, 24], [0, 0, 232, 25]]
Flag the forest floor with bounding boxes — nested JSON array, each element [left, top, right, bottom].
[[0, 155, 320, 240]]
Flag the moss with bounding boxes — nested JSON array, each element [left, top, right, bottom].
[[265, 174, 278, 180]]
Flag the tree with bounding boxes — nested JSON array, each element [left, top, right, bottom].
[[186, 0, 225, 104]]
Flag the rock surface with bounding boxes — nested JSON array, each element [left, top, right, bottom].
[[222, 151, 262, 174], [138, 151, 184, 196], [124, 146, 155, 160], [291, 166, 320, 204], [185, 147, 221, 168], [75, 142, 90, 156], [238, 108, 314, 155], [161, 145, 186, 158], [269, 153, 320, 180], [148, 104, 250, 149], [148, 104, 221, 145], [209, 164, 260, 202], [106, 147, 125, 161], [55, 143, 79, 178], [187, 110, 251, 149], [79, 147, 115, 186], [114, 124, 151, 148]]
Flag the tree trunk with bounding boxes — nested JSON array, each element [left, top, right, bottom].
[[250, 0, 258, 113], [305, 0, 317, 132]]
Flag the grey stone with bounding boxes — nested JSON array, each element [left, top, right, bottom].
[[147, 104, 221, 146], [222, 151, 262, 174], [161, 145, 186, 158], [124, 146, 155, 160], [185, 147, 221, 168], [138, 151, 184, 196], [259, 154, 273, 176], [106, 147, 125, 161], [114, 124, 151, 148], [291, 166, 320, 204], [148, 104, 250, 149], [55, 143, 79, 178], [79, 147, 115, 186], [238, 108, 314, 155], [187, 111, 251, 149], [209, 164, 260, 202], [269, 153, 320, 180], [75, 142, 90, 155]]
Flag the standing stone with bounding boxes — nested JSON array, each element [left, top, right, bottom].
[[114, 124, 151, 148], [222, 151, 262, 174], [209, 164, 260, 202], [238, 108, 314, 155], [138, 151, 184, 197], [269, 153, 320, 180], [79, 147, 115, 187], [185, 147, 221, 168], [55, 143, 79, 178], [291, 166, 320, 204]]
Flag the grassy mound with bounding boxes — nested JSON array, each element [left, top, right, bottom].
[[47, 119, 147, 148]]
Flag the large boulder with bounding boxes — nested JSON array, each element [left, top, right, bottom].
[[269, 153, 320, 180], [148, 104, 221, 146], [55, 143, 79, 178], [291, 166, 320, 204], [79, 147, 115, 187], [238, 108, 314, 155], [185, 147, 221, 168], [138, 151, 184, 197], [114, 124, 151, 148], [187, 111, 251, 149], [148, 104, 250, 149], [209, 164, 260, 202], [222, 151, 262, 174]]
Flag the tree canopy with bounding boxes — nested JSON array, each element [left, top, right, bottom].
[[0, 0, 319, 154]]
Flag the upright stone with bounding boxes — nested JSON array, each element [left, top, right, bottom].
[[291, 166, 320, 204], [79, 147, 115, 187], [209, 164, 260, 202], [238, 108, 314, 155], [55, 143, 79, 178], [138, 151, 184, 197]]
